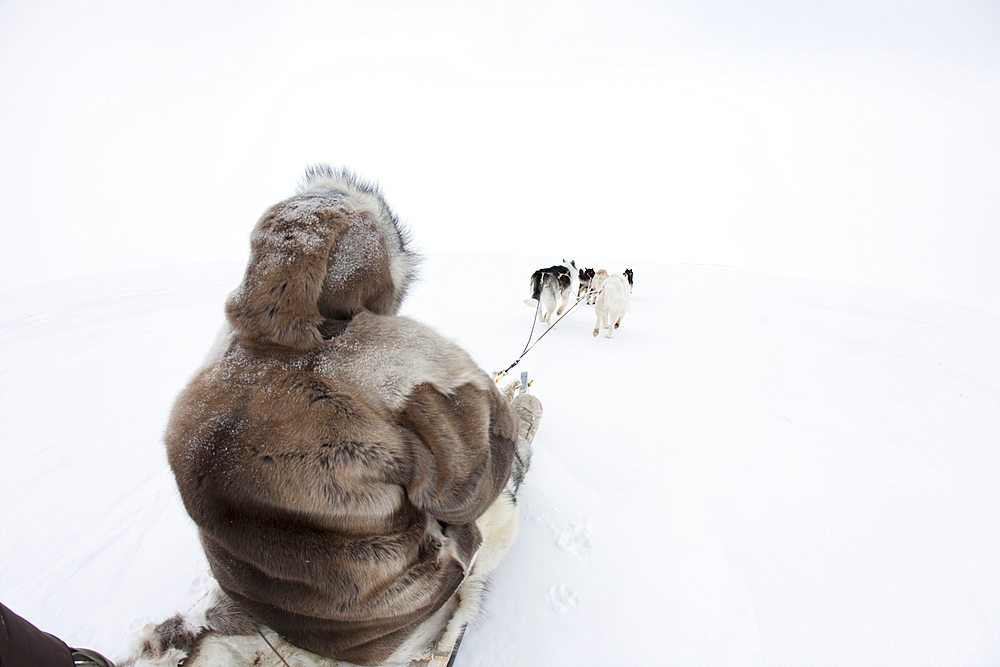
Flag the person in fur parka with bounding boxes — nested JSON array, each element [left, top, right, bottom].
[[151, 166, 540, 667]]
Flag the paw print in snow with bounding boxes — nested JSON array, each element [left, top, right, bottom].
[[554, 523, 590, 556], [547, 584, 578, 613]]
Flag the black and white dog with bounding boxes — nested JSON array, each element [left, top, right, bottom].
[[623, 268, 633, 293], [578, 267, 595, 299], [524, 260, 579, 326]]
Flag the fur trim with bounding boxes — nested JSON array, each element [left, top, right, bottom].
[[299, 164, 418, 311], [225, 166, 419, 350]]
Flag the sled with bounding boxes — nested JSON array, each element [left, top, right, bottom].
[[178, 627, 464, 667]]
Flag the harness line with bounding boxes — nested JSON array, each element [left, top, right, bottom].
[[496, 296, 541, 380], [257, 627, 292, 667], [496, 287, 594, 381]]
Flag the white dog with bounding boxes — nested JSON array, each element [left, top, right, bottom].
[[593, 274, 630, 338]]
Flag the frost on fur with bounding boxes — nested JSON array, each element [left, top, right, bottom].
[[297, 163, 420, 309], [225, 165, 422, 351]]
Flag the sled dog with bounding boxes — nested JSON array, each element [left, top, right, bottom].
[[578, 267, 595, 299], [623, 268, 633, 293], [593, 273, 630, 338], [587, 269, 609, 305], [524, 260, 579, 326]]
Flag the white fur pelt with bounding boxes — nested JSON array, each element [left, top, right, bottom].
[[593, 274, 630, 338], [119, 583, 257, 667]]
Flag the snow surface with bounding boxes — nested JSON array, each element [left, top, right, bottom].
[[0, 254, 997, 666]]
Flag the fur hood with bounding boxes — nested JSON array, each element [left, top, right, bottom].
[[225, 165, 418, 350]]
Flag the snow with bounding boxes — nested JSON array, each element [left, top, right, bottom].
[[0, 254, 997, 666]]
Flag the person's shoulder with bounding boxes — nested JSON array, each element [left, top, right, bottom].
[[343, 312, 468, 357], [324, 312, 493, 410], [350, 311, 442, 338]]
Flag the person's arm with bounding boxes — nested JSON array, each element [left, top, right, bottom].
[[397, 380, 518, 525]]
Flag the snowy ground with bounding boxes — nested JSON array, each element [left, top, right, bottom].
[[1, 254, 997, 666]]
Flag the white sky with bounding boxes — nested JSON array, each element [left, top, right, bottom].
[[1, 0, 998, 311]]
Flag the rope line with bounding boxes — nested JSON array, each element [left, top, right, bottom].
[[497, 287, 595, 380], [257, 627, 292, 667], [518, 296, 543, 357]]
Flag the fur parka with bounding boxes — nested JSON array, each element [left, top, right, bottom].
[[165, 167, 519, 666]]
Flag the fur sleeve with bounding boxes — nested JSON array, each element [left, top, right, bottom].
[[396, 381, 519, 525]]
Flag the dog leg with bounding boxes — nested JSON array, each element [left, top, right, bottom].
[[558, 288, 571, 315]]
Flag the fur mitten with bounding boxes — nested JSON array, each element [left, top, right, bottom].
[[507, 393, 542, 498], [511, 393, 542, 447]]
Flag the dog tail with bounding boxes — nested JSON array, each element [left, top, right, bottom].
[[527, 270, 542, 304], [121, 583, 257, 667]]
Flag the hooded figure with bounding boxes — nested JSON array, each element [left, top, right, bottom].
[[150, 166, 540, 667]]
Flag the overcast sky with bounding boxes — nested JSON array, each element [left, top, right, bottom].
[[1, 0, 997, 311]]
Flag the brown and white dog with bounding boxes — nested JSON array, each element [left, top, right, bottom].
[[587, 269, 609, 305]]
